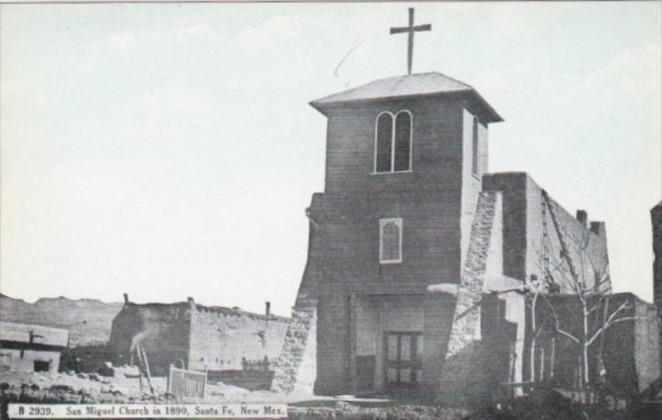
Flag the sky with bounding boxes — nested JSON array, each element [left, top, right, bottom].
[[1, 2, 660, 316]]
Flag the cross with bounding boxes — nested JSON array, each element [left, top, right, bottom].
[[390, 8, 431, 75]]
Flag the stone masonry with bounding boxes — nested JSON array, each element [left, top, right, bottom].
[[271, 307, 317, 394], [439, 191, 498, 393]]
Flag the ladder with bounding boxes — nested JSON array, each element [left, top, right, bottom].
[[127, 344, 155, 395], [542, 189, 579, 288]]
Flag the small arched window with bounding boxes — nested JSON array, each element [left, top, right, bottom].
[[380, 218, 402, 263], [374, 110, 412, 173]]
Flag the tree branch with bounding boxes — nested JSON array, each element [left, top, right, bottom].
[[556, 327, 580, 344], [587, 290, 612, 315], [586, 301, 632, 345], [587, 317, 639, 346]]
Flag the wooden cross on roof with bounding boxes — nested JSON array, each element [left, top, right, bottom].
[[390, 8, 431, 75]]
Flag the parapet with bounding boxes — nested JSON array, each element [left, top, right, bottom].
[[590, 221, 607, 238]]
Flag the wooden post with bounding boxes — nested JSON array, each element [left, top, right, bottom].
[[167, 364, 172, 395], [203, 368, 208, 399]]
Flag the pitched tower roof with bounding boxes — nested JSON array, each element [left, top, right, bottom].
[[311, 72, 503, 123]]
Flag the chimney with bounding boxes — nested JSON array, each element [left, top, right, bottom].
[[123, 293, 129, 305], [265, 301, 271, 318], [187, 297, 196, 310], [590, 221, 606, 238], [576, 210, 588, 228]]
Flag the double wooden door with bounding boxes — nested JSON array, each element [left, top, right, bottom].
[[384, 332, 423, 389]]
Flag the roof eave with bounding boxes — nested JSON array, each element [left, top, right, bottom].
[[311, 90, 503, 123], [470, 89, 504, 123], [309, 100, 327, 116]]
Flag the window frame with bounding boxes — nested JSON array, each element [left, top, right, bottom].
[[379, 218, 403, 264], [373, 110, 413, 175]]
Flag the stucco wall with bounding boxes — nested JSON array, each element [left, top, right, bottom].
[[109, 301, 289, 376], [188, 304, 289, 372], [634, 300, 660, 393], [0, 349, 62, 373], [307, 95, 475, 395], [483, 172, 609, 293]]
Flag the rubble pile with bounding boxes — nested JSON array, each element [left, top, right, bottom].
[[0, 369, 169, 406], [0, 369, 300, 406]]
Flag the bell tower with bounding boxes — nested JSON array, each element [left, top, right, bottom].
[[293, 9, 503, 395]]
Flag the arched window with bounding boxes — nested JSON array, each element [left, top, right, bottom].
[[374, 110, 412, 173], [375, 113, 393, 173], [394, 111, 412, 172], [380, 218, 402, 263]]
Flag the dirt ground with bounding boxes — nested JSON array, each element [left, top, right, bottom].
[[0, 369, 477, 419], [2, 370, 652, 419], [0, 369, 328, 404]]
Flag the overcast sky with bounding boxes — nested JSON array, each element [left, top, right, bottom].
[[1, 2, 660, 316]]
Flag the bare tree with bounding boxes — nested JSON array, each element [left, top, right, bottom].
[[525, 191, 638, 388]]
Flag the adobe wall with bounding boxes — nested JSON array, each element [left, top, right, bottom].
[[187, 304, 289, 372], [634, 299, 660, 392], [315, 293, 350, 395], [304, 96, 479, 301], [109, 301, 290, 376], [482, 173, 528, 281], [483, 172, 609, 293], [108, 302, 191, 375], [0, 349, 62, 373], [305, 93, 499, 395], [321, 95, 468, 194]]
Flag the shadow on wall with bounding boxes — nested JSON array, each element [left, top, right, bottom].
[[108, 302, 191, 376]]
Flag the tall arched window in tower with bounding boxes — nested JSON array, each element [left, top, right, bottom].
[[375, 113, 393, 173], [374, 110, 412, 173], [394, 111, 412, 171], [380, 218, 402, 263]]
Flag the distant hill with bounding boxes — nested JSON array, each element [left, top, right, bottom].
[[0, 294, 123, 347]]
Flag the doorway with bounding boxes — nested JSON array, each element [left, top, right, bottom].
[[384, 332, 422, 389]]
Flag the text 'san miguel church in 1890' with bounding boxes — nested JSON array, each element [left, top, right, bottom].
[[270, 9, 659, 399]]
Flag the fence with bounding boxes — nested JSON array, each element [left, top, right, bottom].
[[167, 365, 207, 402]]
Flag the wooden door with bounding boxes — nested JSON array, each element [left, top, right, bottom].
[[384, 332, 422, 389]]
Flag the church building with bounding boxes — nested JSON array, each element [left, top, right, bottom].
[[272, 9, 611, 398]]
